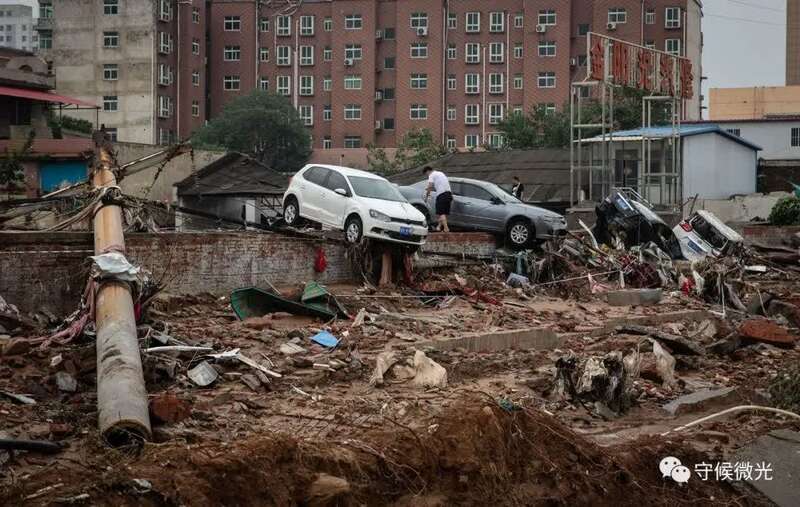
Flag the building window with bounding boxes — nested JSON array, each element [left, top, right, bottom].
[[514, 14, 523, 29], [344, 104, 362, 120], [192, 100, 200, 117], [540, 103, 556, 115], [158, 0, 171, 21], [489, 73, 504, 94], [300, 15, 315, 36], [487, 133, 505, 148], [299, 75, 314, 96], [538, 72, 556, 88], [103, 64, 118, 80], [465, 73, 480, 94], [158, 96, 172, 118], [105, 128, 118, 142], [103, 95, 118, 112], [410, 12, 428, 29], [539, 10, 556, 26], [158, 63, 173, 85], [490, 12, 505, 33], [578, 23, 590, 36], [447, 44, 456, 60], [259, 77, 269, 91], [277, 15, 291, 36], [645, 9, 655, 25], [39, 31, 52, 49], [345, 14, 362, 30], [464, 104, 481, 125], [324, 47, 332, 61], [382, 88, 395, 100], [465, 12, 480, 33], [323, 17, 332, 31], [644, 40, 656, 49], [488, 104, 505, 125], [465, 135, 480, 149], [158, 128, 172, 145], [447, 74, 456, 90], [260, 17, 269, 32], [224, 45, 240, 61], [489, 42, 504, 63], [538, 41, 556, 57], [665, 7, 681, 28], [513, 74, 523, 89], [323, 136, 332, 149], [277, 75, 291, 96], [224, 16, 241, 31], [410, 104, 428, 120], [447, 105, 456, 121], [344, 74, 362, 90], [726, 128, 741, 137], [465, 42, 480, 64], [790, 128, 800, 147], [345, 44, 362, 60], [410, 73, 428, 89], [192, 71, 200, 86], [384, 56, 395, 69], [158, 32, 173, 54], [323, 76, 332, 91], [665, 38, 681, 55], [192, 8, 200, 24], [445, 136, 455, 149], [260, 47, 269, 62], [192, 39, 200, 54], [223, 75, 240, 91], [608, 8, 627, 24], [103, 0, 118, 16], [383, 27, 396, 40], [383, 118, 395, 130], [410, 43, 428, 58], [277, 46, 291, 66], [447, 12, 457, 29], [513, 43, 523, 59], [298, 105, 313, 126], [512, 105, 523, 116], [323, 105, 332, 121], [344, 136, 361, 148], [103, 31, 119, 48], [300, 45, 314, 65]]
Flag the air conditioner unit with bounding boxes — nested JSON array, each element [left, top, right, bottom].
[[375, 29, 383, 39], [417, 27, 428, 37], [569, 57, 577, 67], [374, 120, 382, 130], [375, 90, 383, 101], [344, 58, 354, 66], [607, 22, 617, 31], [535, 24, 546, 33]]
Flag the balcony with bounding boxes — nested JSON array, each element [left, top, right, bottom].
[[35, 18, 54, 31]]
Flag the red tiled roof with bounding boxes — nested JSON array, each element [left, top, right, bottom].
[[0, 138, 94, 159], [0, 85, 97, 108]]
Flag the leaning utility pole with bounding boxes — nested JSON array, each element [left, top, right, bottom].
[[92, 132, 151, 445]]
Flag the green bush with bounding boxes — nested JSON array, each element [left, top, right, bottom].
[[768, 196, 800, 226]]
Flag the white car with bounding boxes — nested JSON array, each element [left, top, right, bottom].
[[673, 210, 744, 262], [282, 164, 429, 246]]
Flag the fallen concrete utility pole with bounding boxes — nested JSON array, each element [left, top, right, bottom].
[[92, 133, 151, 445]]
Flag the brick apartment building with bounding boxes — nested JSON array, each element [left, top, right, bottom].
[[39, 0, 702, 150]]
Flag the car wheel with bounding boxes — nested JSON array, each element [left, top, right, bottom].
[[283, 196, 302, 226], [344, 215, 363, 244], [507, 219, 533, 249], [413, 204, 432, 230]]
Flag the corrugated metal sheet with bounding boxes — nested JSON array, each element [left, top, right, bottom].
[[175, 152, 289, 197]]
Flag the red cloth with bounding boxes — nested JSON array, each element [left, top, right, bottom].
[[314, 248, 328, 273]]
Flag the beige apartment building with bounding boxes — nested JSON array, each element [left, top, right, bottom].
[[709, 86, 800, 121]]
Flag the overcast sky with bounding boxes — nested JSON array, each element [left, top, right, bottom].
[[1, 0, 787, 99]]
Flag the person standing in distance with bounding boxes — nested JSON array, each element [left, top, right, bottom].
[[512, 176, 525, 200], [423, 166, 452, 233]]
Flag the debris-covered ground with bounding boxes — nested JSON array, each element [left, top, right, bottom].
[[3, 247, 800, 505]]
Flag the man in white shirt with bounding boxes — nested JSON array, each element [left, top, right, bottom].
[[423, 166, 452, 233]]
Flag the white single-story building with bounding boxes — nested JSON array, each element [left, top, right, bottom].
[[580, 124, 761, 206], [693, 117, 800, 160]]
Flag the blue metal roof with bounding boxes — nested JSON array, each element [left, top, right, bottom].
[[589, 124, 762, 151]]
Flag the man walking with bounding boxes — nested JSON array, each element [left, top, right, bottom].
[[512, 176, 525, 200], [423, 166, 452, 233]]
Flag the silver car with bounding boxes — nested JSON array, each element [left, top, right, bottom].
[[398, 177, 567, 249]]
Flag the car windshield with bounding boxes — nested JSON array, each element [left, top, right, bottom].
[[691, 215, 728, 250], [348, 176, 408, 202], [483, 182, 521, 203]]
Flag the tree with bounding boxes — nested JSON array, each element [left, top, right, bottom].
[[0, 129, 35, 193], [191, 91, 311, 172], [367, 128, 447, 175], [498, 88, 671, 150]]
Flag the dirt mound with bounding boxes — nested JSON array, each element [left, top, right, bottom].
[[1, 395, 762, 506]]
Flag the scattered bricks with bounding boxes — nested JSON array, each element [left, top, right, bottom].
[[662, 387, 739, 416], [149, 393, 192, 424], [2, 338, 30, 356], [49, 423, 73, 438], [243, 316, 274, 330], [606, 289, 662, 307], [739, 319, 799, 348]]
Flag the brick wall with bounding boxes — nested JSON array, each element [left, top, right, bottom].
[[741, 225, 800, 246]]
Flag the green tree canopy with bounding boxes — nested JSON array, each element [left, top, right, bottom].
[[191, 91, 311, 172], [367, 128, 447, 175]]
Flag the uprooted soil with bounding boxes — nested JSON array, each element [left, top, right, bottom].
[[1, 395, 767, 506]]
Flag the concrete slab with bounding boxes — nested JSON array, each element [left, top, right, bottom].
[[662, 387, 739, 416], [417, 327, 562, 353], [606, 289, 663, 307], [732, 430, 800, 507], [560, 310, 712, 339]]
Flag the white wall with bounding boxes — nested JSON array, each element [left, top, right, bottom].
[[693, 192, 790, 223], [683, 134, 757, 200], [715, 121, 800, 160]]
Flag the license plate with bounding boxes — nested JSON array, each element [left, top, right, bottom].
[[399, 226, 412, 237]]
